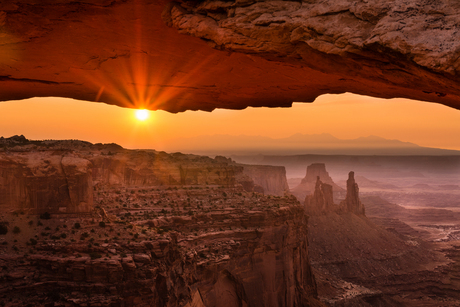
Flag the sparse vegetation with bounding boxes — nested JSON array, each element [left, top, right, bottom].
[[39, 212, 51, 220], [0, 223, 8, 235]]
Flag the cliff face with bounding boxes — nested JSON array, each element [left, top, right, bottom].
[[0, 139, 256, 214], [239, 164, 290, 196], [0, 178, 323, 307], [0, 152, 93, 214], [2, 1, 460, 111], [291, 163, 343, 202], [90, 151, 241, 188], [0, 137, 322, 306]]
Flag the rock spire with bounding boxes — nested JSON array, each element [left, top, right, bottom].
[[304, 170, 365, 216], [340, 171, 365, 215]]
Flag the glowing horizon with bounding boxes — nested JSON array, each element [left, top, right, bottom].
[[1, 93, 460, 152]]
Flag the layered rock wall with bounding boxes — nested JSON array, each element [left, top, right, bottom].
[[240, 164, 289, 196], [0, 138, 293, 214], [90, 151, 241, 188], [0, 152, 93, 214], [0, 187, 323, 307], [2, 1, 460, 111]]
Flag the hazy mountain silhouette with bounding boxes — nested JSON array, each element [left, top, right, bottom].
[[162, 133, 460, 155]]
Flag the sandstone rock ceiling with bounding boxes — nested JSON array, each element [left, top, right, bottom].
[[1, 0, 460, 112]]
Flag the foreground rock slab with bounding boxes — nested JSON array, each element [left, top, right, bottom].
[[2, 1, 460, 111]]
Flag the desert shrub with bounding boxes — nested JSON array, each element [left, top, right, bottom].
[[99, 221, 106, 228], [12, 226, 21, 234], [29, 238, 38, 245], [80, 232, 90, 240], [39, 212, 51, 220], [73, 222, 81, 229], [0, 223, 8, 235]]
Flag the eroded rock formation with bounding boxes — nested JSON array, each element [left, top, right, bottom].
[[0, 146, 324, 306], [239, 164, 290, 196], [0, 136, 291, 214], [304, 169, 365, 216], [304, 177, 334, 216], [0, 151, 93, 214], [2, 205, 320, 307], [2, 1, 460, 111], [291, 163, 343, 202], [340, 171, 365, 215]]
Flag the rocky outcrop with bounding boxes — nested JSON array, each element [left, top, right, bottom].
[[2, 1, 460, 112], [90, 151, 242, 188], [304, 170, 365, 216], [0, 180, 324, 307], [291, 163, 343, 202], [340, 171, 365, 215], [0, 151, 93, 214], [0, 136, 292, 214], [304, 177, 334, 216], [239, 164, 289, 196]]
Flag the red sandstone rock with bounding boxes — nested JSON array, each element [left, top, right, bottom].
[[340, 171, 365, 215], [1, 1, 460, 111], [303, 168, 365, 216], [239, 164, 290, 196], [304, 177, 335, 215], [1, 137, 288, 214], [0, 151, 93, 214], [291, 163, 344, 202]]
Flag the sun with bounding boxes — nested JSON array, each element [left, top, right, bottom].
[[135, 109, 149, 121]]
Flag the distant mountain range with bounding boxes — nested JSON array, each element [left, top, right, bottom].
[[161, 133, 460, 156]]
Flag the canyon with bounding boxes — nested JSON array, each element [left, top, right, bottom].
[[2, 1, 460, 112], [2, 137, 460, 306], [2, 1, 460, 306], [0, 136, 290, 215], [0, 136, 322, 307]]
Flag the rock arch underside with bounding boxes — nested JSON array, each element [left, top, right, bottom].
[[2, 0, 460, 112]]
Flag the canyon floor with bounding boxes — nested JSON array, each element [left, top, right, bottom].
[[304, 171, 460, 306]]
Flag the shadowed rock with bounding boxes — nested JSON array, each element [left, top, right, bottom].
[[304, 169, 365, 216], [2, 1, 460, 111], [340, 171, 365, 215], [304, 176, 334, 215], [291, 163, 344, 201]]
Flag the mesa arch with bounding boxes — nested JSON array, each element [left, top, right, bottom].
[[1, 0, 460, 113]]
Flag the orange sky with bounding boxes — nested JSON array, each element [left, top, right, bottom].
[[1, 93, 460, 151]]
